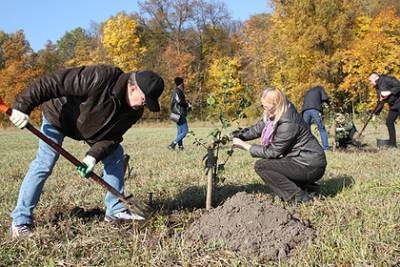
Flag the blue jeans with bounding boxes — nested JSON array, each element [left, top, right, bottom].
[[11, 116, 127, 226], [174, 117, 188, 147], [303, 109, 329, 150]]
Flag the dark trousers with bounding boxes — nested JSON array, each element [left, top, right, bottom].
[[254, 158, 325, 201], [337, 127, 357, 148], [386, 109, 399, 146]]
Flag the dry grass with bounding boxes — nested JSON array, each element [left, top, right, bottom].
[[0, 119, 399, 266]]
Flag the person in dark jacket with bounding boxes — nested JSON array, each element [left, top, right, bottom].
[[302, 85, 330, 151], [232, 87, 327, 203], [8, 64, 164, 238], [368, 72, 400, 148], [168, 77, 191, 151]]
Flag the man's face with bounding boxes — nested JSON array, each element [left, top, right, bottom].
[[368, 74, 379, 85], [126, 83, 146, 110]]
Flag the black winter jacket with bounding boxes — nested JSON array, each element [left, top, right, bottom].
[[238, 104, 326, 167], [374, 75, 400, 114], [170, 87, 188, 117], [302, 86, 329, 113], [12, 65, 143, 161]]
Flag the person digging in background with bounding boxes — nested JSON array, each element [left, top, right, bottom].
[[8, 64, 164, 238], [302, 85, 330, 151], [232, 87, 327, 203], [330, 113, 361, 151], [368, 72, 400, 148], [168, 77, 191, 151]]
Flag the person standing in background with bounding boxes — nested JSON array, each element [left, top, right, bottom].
[[168, 77, 191, 151], [302, 85, 330, 151]]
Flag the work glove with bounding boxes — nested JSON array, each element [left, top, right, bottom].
[[380, 91, 391, 101], [76, 155, 96, 178], [10, 109, 29, 129]]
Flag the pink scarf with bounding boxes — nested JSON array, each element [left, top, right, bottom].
[[261, 103, 290, 146], [261, 119, 275, 146]]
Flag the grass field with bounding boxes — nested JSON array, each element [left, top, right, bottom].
[[0, 120, 399, 266]]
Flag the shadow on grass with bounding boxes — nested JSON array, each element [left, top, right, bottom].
[[156, 182, 272, 211], [156, 175, 355, 212], [41, 176, 355, 223], [43, 206, 104, 225], [317, 175, 355, 197]]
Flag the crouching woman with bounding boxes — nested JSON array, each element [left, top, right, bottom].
[[232, 87, 327, 203]]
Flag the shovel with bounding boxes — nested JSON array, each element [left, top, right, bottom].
[[355, 101, 381, 141], [0, 96, 151, 218]]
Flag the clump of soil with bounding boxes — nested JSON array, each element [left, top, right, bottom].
[[183, 192, 316, 261]]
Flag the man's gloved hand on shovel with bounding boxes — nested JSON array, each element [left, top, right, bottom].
[[76, 155, 96, 177], [10, 109, 29, 129]]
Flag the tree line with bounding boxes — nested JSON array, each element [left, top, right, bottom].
[[0, 0, 399, 124]]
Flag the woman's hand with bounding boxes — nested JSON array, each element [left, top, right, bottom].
[[232, 137, 251, 151]]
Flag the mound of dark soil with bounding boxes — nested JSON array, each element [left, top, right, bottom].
[[183, 192, 316, 261]]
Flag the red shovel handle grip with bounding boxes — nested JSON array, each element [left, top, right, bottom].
[[0, 96, 12, 116]]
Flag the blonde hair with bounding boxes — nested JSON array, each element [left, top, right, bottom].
[[261, 87, 288, 124]]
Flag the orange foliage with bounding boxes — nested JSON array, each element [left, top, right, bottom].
[[0, 31, 41, 123], [339, 7, 400, 112]]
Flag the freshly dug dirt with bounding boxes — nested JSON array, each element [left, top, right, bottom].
[[183, 192, 316, 261]]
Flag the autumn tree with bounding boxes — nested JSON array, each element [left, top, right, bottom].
[[137, 0, 237, 118], [205, 56, 245, 118], [57, 27, 89, 63], [339, 7, 400, 112], [0, 31, 9, 69], [35, 41, 63, 74], [362, 0, 400, 16], [0, 30, 41, 123], [259, 0, 361, 108], [238, 13, 273, 116], [67, 36, 109, 67], [102, 12, 145, 72]]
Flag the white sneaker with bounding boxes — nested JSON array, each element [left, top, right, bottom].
[[105, 210, 145, 222], [11, 224, 33, 238]]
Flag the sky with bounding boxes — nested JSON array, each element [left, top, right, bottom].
[[0, 0, 271, 52]]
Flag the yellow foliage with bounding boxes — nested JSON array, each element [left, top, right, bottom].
[[206, 56, 244, 117], [239, 14, 273, 91], [66, 38, 109, 67], [102, 13, 145, 72], [261, 0, 360, 107], [339, 7, 400, 111]]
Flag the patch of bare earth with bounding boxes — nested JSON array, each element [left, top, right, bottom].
[[183, 192, 316, 261]]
